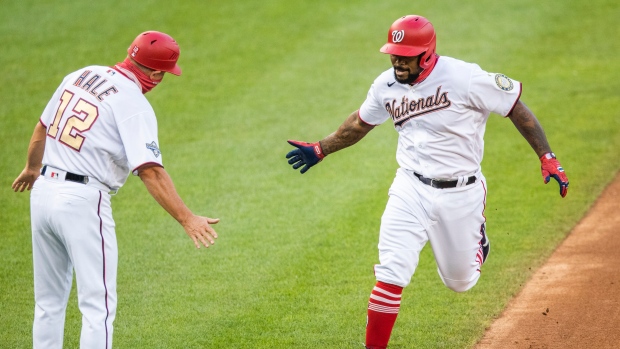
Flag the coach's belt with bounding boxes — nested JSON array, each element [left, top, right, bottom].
[[413, 172, 476, 189], [41, 165, 118, 195]]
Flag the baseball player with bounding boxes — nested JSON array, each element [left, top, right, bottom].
[[12, 31, 219, 349], [285, 15, 569, 348]]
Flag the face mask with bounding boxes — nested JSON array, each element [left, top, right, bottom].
[[114, 57, 162, 93]]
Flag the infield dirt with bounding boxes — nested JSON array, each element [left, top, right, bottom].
[[474, 172, 620, 349]]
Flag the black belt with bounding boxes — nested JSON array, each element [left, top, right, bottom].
[[414, 172, 476, 189], [41, 165, 89, 184]]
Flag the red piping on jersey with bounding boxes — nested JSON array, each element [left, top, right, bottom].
[[132, 162, 164, 175], [357, 109, 378, 127], [506, 83, 523, 116], [39, 119, 47, 128]]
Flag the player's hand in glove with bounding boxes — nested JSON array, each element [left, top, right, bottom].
[[286, 140, 325, 174], [540, 152, 569, 198]]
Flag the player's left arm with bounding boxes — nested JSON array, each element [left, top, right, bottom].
[[12, 122, 47, 192], [508, 100, 569, 197]]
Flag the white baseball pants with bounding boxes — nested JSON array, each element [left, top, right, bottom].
[[374, 168, 488, 291], [30, 175, 117, 349]]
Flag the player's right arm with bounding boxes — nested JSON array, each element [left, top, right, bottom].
[[12, 122, 47, 192], [286, 111, 374, 174], [137, 164, 219, 249]]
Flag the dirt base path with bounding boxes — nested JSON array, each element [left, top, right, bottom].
[[475, 173, 620, 349]]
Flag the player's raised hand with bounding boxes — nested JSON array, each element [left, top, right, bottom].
[[286, 140, 325, 174], [540, 152, 569, 198], [181, 214, 220, 249], [12, 168, 41, 192]]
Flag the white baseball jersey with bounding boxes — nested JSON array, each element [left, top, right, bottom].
[[32, 65, 165, 348], [359, 56, 522, 179], [40, 65, 163, 189]]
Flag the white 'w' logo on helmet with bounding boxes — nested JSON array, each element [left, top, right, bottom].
[[391, 30, 405, 43]]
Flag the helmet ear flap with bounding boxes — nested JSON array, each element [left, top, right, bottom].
[[421, 51, 429, 64], [419, 50, 433, 69]]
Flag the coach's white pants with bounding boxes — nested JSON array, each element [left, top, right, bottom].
[[30, 176, 117, 349], [374, 168, 488, 291]]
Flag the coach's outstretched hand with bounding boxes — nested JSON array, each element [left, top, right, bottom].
[[540, 152, 569, 198], [181, 215, 219, 249], [286, 140, 325, 174]]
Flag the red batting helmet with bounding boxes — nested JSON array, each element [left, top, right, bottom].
[[128, 31, 182, 76], [380, 15, 437, 70]]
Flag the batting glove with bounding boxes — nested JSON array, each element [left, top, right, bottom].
[[286, 140, 325, 174], [540, 152, 569, 198]]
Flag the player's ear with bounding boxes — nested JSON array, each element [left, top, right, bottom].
[[150, 70, 165, 81]]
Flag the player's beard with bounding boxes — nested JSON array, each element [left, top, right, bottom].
[[394, 67, 420, 85]]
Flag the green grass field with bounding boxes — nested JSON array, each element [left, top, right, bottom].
[[1, 0, 619, 348]]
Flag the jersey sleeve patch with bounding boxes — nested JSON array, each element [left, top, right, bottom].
[[494, 74, 514, 91], [146, 141, 161, 157]]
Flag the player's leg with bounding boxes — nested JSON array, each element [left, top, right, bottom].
[[429, 178, 488, 292], [31, 179, 74, 349], [366, 169, 430, 349], [58, 186, 117, 349]]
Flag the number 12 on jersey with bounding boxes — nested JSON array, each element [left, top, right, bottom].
[[47, 90, 99, 152]]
